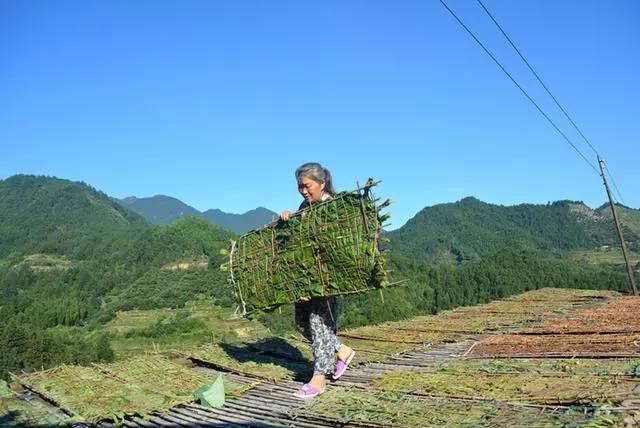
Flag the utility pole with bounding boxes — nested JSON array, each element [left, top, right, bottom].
[[598, 155, 638, 295]]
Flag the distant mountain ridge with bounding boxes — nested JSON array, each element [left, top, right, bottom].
[[202, 207, 277, 235], [118, 195, 277, 234], [388, 196, 640, 264], [3, 174, 637, 260], [118, 195, 201, 226]]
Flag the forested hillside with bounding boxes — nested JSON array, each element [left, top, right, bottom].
[[0, 175, 633, 381], [0, 175, 149, 260], [596, 203, 640, 236], [388, 197, 640, 264], [0, 175, 235, 379]]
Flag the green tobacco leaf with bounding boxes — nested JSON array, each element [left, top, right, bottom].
[[227, 181, 393, 315]]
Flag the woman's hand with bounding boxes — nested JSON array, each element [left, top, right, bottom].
[[280, 210, 292, 221], [298, 296, 311, 302]]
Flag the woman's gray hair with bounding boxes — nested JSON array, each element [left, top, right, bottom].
[[295, 162, 336, 195]]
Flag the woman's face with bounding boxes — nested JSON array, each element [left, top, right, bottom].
[[298, 175, 325, 204]]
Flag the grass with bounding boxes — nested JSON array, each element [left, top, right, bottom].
[[15, 364, 167, 423], [335, 288, 619, 353], [569, 249, 640, 266], [307, 387, 591, 427], [13, 355, 254, 423], [373, 354, 640, 405], [187, 343, 309, 381], [374, 370, 634, 405], [103, 300, 271, 358], [439, 358, 640, 377]]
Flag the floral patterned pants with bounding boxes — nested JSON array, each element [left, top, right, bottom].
[[294, 296, 342, 376]]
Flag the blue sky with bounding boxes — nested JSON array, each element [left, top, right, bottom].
[[2, 0, 638, 229]]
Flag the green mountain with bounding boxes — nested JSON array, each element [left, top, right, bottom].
[[202, 207, 276, 234], [0, 175, 252, 381], [0, 175, 631, 382], [119, 195, 201, 226], [596, 203, 640, 236], [388, 197, 640, 264], [0, 175, 150, 260], [0, 174, 236, 327], [119, 194, 276, 234]]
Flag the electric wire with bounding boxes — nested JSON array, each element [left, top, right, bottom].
[[475, 0, 626, 203], [476, 0, 599, 157], [438, 0, 599, 174], [604, 165, 626, 205]]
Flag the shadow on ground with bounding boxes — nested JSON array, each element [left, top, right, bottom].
[[219, 339, 312, 381]]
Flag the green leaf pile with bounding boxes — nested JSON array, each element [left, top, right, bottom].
[[225, 179, 391, 315]]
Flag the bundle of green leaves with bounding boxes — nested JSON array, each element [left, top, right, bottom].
[[223, 180, 391, 315]]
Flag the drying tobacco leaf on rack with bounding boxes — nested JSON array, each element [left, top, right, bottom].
[[222, 178, 393, 315]]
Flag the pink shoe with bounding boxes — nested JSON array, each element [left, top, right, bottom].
[[333, 350, 356, 380], [293, 383, 325, 399]]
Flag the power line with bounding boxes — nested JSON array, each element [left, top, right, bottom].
[[438, 0, 600, 175], [476, 0, 599, 157], [475, 0, 627, 203], [604, 164, 626, 205]]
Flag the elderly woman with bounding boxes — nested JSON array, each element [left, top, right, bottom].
[[280, 162, 356, 398]]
